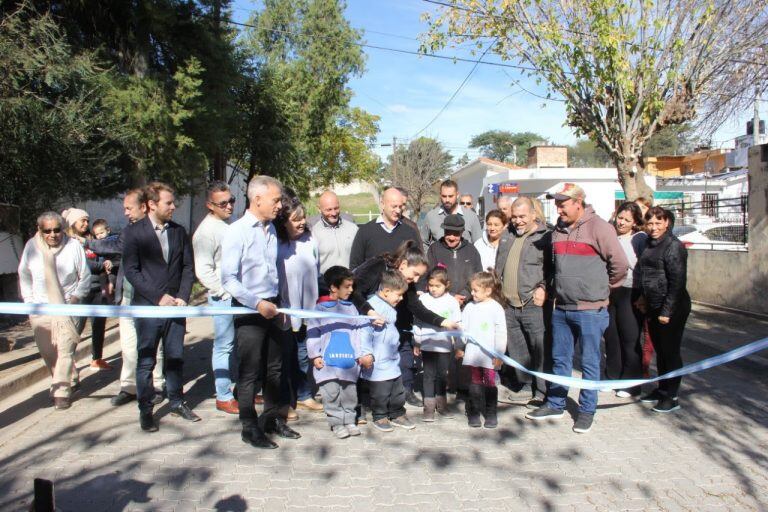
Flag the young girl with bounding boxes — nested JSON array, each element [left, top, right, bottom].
[[456, 272, 507, 429], [413, 267, 462, 422]]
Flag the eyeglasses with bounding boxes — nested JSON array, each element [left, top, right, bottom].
[[460, 202, 472, 206], [210, 197, 236, 209], [41, 227, 62, 234]]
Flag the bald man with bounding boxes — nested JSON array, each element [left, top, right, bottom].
[[349, 187, 420, 269], [311, 191, 359, 273], [497, 196, 513, 227]]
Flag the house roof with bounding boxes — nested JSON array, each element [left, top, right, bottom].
[[478, 157, 525, 169]]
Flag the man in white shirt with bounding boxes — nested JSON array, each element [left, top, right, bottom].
[[193, 181, 237, 415]]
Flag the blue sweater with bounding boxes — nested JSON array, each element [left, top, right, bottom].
[[361, 294, 401, 382], [306, 300, 371, 384]]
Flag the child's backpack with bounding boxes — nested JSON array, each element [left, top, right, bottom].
[[323, 331, 356, 369]]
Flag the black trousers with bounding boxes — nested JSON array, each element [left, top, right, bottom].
[[503, 304, 548, 399], [398, 336, 419, 392], [135, 317, 185, 413], [422, 351, 450, 398], [234, 311, 283, 431], [369, 376, 406, 421], [467, 384, 498, 419], [76, 288, 107, 360], [647, 302, 691, 398], [604, 287, 644, 393]]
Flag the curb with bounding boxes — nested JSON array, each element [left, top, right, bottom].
[[0, 322, 120, 401]]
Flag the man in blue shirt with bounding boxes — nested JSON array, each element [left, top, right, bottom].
[[221, 175, 300, 449]]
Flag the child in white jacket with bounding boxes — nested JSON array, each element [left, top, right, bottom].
[[413, 267, 461, 422], [456, 272, 507, 429]]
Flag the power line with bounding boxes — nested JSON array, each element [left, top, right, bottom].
[[206, 14, 539, 72], [410, 39, 497, 139]]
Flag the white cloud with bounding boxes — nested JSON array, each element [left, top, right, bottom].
[[388, 104, 411, 113]]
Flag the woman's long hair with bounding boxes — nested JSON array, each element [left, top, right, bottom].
[[614, 201, 644, 232]]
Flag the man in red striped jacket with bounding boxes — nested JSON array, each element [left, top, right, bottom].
[[526, 183, 628, 434]]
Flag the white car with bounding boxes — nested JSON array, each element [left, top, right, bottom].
[[673, 224, 747, 251]]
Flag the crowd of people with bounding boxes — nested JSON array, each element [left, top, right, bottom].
[[17, 176, 691, 446]]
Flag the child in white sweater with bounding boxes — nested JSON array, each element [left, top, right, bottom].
[[455, 272, 507, 429], [413, 267, 461, 422]]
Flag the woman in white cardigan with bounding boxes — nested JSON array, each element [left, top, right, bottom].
[[18, 211, 91, 409]]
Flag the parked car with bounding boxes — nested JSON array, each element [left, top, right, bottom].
[[674, 223, 747, 250]]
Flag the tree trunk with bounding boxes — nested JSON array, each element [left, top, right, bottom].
[[616, 157, 654, 202]]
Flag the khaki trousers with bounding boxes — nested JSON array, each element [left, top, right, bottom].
[[30, 315, 77, 399], [119, 297, 165, 394]]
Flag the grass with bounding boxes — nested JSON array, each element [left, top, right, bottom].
[[304, 192, 379, 217]]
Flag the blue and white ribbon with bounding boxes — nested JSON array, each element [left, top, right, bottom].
[[3, 302, 766, 391], [0, 302, 371, 321], [422, 330, 768, 391]]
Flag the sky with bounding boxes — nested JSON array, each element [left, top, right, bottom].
[[231, 0, 761, 163]]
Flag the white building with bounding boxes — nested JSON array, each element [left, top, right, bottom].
[[452, 147, 657, 224]]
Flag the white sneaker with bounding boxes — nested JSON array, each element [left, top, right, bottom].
[[615, 390, 632, 398], [332, 425, 350, 439], [346, 424, 362, 436]]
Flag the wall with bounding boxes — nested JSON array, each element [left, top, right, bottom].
[[527, 146, 568, 168], [686, 143, 768, 315]]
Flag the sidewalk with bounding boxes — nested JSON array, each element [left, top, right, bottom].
[[0, 304, 766, 511]]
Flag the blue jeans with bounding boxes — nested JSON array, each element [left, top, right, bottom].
[[296, 336, 312, 401], [209, 295, 237, 401], [546, 307, 609, 415]]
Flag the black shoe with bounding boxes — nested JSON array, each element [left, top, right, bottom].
[[483, 416, 498, 429], [652, 397, 681, 413], [140, 412, 158, 433], [242, 428, 278, 449], [170, 403, 201, 422], [525, 406, 565, 421], [111, 391, 136, 407], [640, 389, 664, 403], [405, 390, 424, 407], [572, 412, 594, 434], [268, 421, 301, 439], [151, 388, 166, 406], [467, 415, 482, 428]]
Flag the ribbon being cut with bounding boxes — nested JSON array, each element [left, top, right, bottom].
[[1, 302, 766, 392]]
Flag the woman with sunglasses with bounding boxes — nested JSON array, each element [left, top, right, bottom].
[[18, 211, 92, 410]]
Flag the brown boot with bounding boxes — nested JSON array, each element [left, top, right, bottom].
[[422, 398, 436, 422], [435, 395, 454, 419]]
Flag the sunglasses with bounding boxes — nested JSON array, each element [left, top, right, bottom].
[[41, 227, 62, 234], [210, 197, 236, 209], [460, 202, 472, 206]]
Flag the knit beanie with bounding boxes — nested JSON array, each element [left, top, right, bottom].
[[61, 208, 89, 229]]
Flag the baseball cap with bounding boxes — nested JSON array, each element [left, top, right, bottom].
[[440, 214, 465, 232], [546, 183, 585, 201]]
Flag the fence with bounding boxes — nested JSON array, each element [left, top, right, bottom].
[[660, 195, 748, 249]]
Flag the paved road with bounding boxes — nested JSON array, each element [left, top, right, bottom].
[[0, 305, 766, 511]]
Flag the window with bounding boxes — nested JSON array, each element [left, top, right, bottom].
[[701, 193, 718, 217]]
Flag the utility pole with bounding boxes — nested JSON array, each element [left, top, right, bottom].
[[754, 86, 761, 147], [392, 136, 398, 184]]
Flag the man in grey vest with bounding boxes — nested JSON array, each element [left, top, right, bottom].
[[420, 180, 482, 249]]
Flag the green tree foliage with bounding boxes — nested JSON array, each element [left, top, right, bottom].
[[239, 0, 381, 193], [383, 137, 452, 217], [469, 130, 546, 166], [424, 0, 768, 200], [0, 5, 125, 232], [642, 124, 696, 157], [567, 139, 611, 167]]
